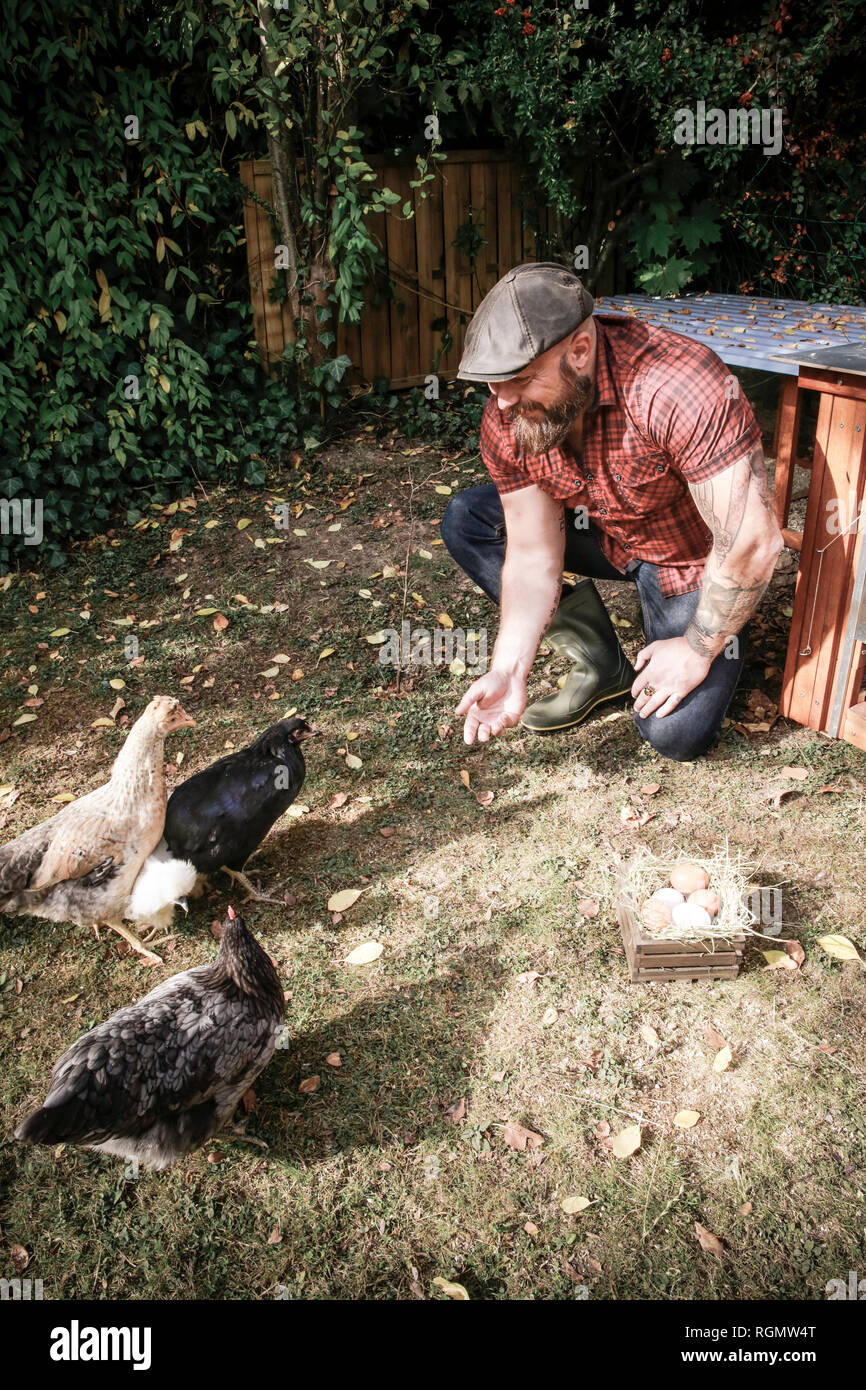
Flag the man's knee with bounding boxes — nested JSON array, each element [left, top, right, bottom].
[[633, 709, 718, 762]]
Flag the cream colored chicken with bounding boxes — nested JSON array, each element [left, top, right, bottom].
[[0, 696, 194, 962]]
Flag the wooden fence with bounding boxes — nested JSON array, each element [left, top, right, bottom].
[[240, 150, 558, 389]]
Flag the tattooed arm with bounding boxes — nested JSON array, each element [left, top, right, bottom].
[[685, 445, 784, 660], [632, 446, 783, 719]]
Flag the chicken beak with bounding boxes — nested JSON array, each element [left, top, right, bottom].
[[174, 898, 189, 914]]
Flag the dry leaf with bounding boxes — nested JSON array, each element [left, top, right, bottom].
[[524, 1220, 539, 1237], [740, 1201, 753, 1216], [674, 1110, 701, 1128], [327, 887, 364, 913], [703, 1022, 728, 1051], [640, 782, 661, 796], [611, 1125, 641, 1158], [712, 1045, 733, 1072], [10, 1244, 29, 1273], [267, 1224, 283, 1246], [515, 971, 541, 987], [502, 1120, 545, 1152], [344, 941, 383, 966], [561, 1195, 592, 1214], [346, 752, 362, 770], [444, 1097, 466, 1123], [817, 784, 844, 794], [639, 1024, 659, 1047], [325, 1052, 342, 1068], [541, 1007, 558, 1026], [298, 1075, 320, 1095], [475, 790, 494, 806], [780, 766, 809, 780], [213, 613, 229, 632], [762, 949, 798, 972], [576, 898, 599, 917], [329, 792, 349, 809], [816, 933, 861, 963], [460, 769, 470, 789], [432, 1277, 469, 1300], [695, 1222, 725, 1256], [784, 940, 805, 966]]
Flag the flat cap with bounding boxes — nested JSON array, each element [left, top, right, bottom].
[[457, 262, 595, 383]]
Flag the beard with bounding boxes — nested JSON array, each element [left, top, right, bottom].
[[508, 357, 593, 456]]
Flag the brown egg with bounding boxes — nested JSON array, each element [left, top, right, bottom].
[[670, 862, 710, 895], [689, 888, 721, 917], [641, 898, 672, 933]]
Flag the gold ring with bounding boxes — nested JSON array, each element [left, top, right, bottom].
[[642, 684, 655, 697]]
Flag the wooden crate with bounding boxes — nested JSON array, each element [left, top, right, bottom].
[[617, 895, 745, 985]]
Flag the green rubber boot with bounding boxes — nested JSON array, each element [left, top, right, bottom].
[[521, 580, 636, 733]]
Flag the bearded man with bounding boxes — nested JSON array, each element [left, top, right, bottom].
[[440, 263, 783, 761]]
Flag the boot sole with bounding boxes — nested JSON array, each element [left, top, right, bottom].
[[520, 684, 634, 734]]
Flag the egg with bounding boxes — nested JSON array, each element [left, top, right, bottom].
[[689, 888, 721, 917], [670, 862, 710, 895], [671, 901, 712, 931], [641, 898, 672, 932], [652, 887, 685, 909]]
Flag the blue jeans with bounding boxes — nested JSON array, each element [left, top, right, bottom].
[[440, 484, 747, 761]]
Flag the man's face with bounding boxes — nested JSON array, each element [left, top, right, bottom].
[[488, 336, 593, 456]]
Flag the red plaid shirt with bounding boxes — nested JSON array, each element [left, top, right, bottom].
[[480, 313, 763, 596]]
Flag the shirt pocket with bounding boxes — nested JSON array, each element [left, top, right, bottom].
[[609, 452, 685, 516]]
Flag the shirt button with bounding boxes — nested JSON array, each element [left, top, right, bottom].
[[599, 508, 607, 516], [585, 472, 594, 481], [614, 472, 622, 481], [655, 465, 665, 474]]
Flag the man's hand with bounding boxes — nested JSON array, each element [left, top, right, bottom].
[[631, 637, 711, 719], [456, 668, 527, 743]]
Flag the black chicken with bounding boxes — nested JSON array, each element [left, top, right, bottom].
[[15, 908, 284, 1170], [163, 717, 317, 902]]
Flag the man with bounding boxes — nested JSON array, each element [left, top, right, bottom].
[[441, 263, 783, 761]]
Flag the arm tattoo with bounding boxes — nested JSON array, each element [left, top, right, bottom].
[[686, 573, 771, 658]]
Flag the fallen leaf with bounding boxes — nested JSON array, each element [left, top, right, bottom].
[[10, 1245, 29, 1273], [816, 933, 861, 963], [51, 792, 75, 804], [640, 782, 661, 796], [703, 1023, 728, 1051], [444, 1097, 466, 1123], [460, 769, 470, 789], [639, 1024, 659, 1047], [780, 766, 809, 780], [502, 1120, 545, 1152], [611, 1125, 641, 1158], [561, 1195, 592, 1214], [695, 1222, 725, 1256], [329, 792, 349, 809], [327, 888, 364, 912], [740, 1201, 753, 1216], [475, 790, 494, 806], [674, 1110, 701, 1128], [524, 1220, 539, 1237], [541, 1007, 558, 1026], [576, 898, 599, 917], [108, 678, 126, 690], [344, 941, 383, 966], [762, 949, 798, 972], [346, 753, 362, 770], [267, 1223, 283, 1245], [515, 971, 541, 987], [326, 1052, 342, 1067], [712, 1045, 733, 1072], [432, 1277, 469, 1300], [784, 940, 806, 966], [298, 1075, 320, 1095], [213, 613, 229, 632]]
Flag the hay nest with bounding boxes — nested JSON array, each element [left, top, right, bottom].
[[619, 843, 763, 948]]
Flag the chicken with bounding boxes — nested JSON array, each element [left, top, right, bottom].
[[15, 907, 284, 1169], [0, 696, 194, 963], [163, 717, 318, 903]]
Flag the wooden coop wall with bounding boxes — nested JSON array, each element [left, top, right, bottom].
[[240, 151, 584, 389]]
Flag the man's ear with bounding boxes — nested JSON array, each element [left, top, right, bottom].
[[565, 319, 595, 371]]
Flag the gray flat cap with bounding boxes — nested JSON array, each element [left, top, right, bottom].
[[457, 262, 595, 382]]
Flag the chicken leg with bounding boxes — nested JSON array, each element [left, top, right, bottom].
[[99, 921, 164, 966], [220, 866, 287, 906]]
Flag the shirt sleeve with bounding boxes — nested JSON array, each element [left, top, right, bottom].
[[480, 397, 535, 495], [638, 342, 764, 483]]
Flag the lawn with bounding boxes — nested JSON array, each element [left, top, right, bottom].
[[1, 432, 865, 1302]]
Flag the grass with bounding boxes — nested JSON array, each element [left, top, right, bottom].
[[1, 435, 865, 1302]]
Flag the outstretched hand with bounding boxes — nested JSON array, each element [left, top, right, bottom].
[[456, 668, 527, 744]]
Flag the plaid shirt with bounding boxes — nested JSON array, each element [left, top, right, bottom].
[[480, 313, 763, 596]]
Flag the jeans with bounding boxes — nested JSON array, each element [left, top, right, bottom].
[[440, 483, 746, 761]]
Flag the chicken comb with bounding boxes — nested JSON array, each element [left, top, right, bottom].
[[227, 905, 236, 920]]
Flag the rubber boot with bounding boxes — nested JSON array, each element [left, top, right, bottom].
[[521, 580, 636, 733]]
